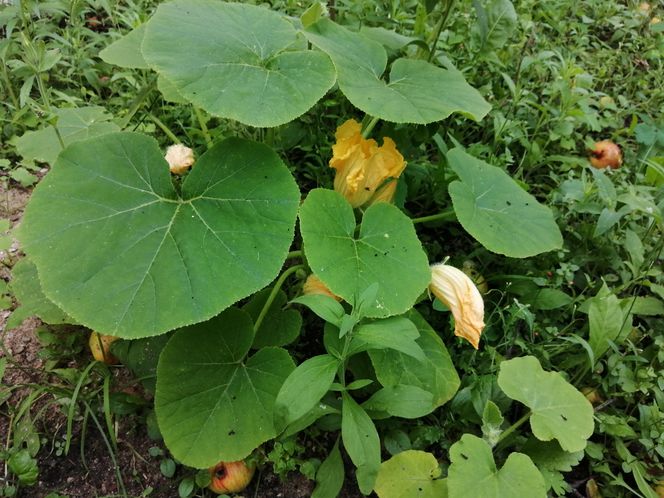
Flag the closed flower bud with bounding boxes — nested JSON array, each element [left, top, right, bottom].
[[330, 119, 405, 208], [429, 263, 485, 349], [303, 274, 341, 301], [165, 144, 195, 175]]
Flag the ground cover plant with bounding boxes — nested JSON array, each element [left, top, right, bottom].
[[0, 0, 663, 497]]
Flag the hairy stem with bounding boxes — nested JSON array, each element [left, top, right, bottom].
[[496, 410, 531, 444], [253, 264, 305, 333], [362, 116, 380, 138], [194, 106, 213, 149], [428, 0, 457, 63], [411, 208, 456, 224], [149, 113, 180, 144]]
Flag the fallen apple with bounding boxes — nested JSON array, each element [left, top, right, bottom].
[[88, 331, 120, 364], [208, 460, 256, 494], [589, 140, 622, 169]]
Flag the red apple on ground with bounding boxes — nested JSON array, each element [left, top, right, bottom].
[[589, 140, 622, 169], [208, 460, 256, 494]]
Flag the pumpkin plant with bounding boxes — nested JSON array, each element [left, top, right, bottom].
[[13, 1, 594, 496]]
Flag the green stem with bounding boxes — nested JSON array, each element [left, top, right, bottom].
[[286, 250, 303, 260], [362, 116, 380, 138], [337, 333, 354, 388], [35, 73, 66, 148], [253, 264, 305, 333], [194, 106, 213, 149], [1, 63, 18, 109], [411, 209, 456, 224], [117, 78, 157, 130], [496, 411, 531, 444], [149, 113, 180, 144], [427, 0, 457, 63]]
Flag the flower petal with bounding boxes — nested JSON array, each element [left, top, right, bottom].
[[429, 263, 485, 349], [329, 119, 405, 208]]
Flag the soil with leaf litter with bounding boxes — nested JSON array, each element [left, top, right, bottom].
[[0, 183, 364, 497]]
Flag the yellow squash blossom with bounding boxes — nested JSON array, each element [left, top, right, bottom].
[[330, 119, 405, 208], [429, 263, 485, 349], [303, 274, 341, 301]]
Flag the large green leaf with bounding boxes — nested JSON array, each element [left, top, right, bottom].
[[15, 106, 120, 166], [374, 450, 447, 498], [8, 258, 72, 327], [111, 334, 171, 393], [447, 148, 563, 257], [299, 189, 430, 318], [99, 23, 149, 69], [19, 132, 300, 338], [242, 287, 302, 348], [497, 356, 594, 452], [369, 310, 460, 412], [142, 0, 336, 127], [305, 19, 490, 124], [447, 435, 546, 498], [155, 308, 295, 467]]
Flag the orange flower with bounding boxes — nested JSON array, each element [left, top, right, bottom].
[[429, 263, 485, 349], [303, 274, 341, 301], [330, 119, 405, 208]]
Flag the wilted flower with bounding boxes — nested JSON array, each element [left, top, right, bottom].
[[329, 119, 405, 208], [429, 263, 485, 349], [165, 144, 195, 175], [303, 274, 341, 301]]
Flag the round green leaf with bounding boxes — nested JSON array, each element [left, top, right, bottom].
[[305, 19, 490, 124], [9, 258, 72, 326], [156, 308, 295, 467], [19, 132, 299, 338], [448, 435, 546, 498], [497, 356, 594, 452], [447, 148, 563, 258], [374, 450, 447, 498], [242, 287, 302, 348], [99, 23, 149, 69], [16, 106, 120, 166], [299, 189, 430, 318], [157, 75, 188, 104], [142, 0, 336, 127]]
